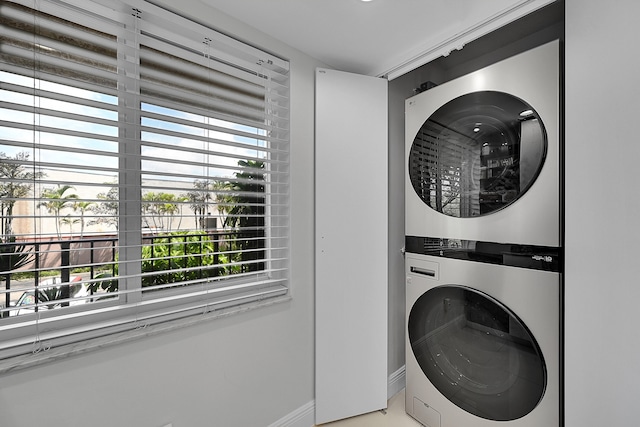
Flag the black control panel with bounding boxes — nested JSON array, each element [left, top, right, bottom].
[[405, 236, 561, 272]]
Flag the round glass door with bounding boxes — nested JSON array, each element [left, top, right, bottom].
[[408, 91, 547, 217], [408, 285, 546, 421]]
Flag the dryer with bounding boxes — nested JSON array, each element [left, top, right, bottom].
[[405, 40, 560, 247], [405, 252, 561, 427]]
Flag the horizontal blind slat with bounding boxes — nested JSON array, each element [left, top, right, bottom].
[[139, 94, 289, 138]]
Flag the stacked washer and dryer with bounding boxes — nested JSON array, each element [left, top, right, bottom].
[[404, 40, 561, 427]]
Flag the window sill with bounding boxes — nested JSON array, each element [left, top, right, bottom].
[[0, 294, 291, 376]]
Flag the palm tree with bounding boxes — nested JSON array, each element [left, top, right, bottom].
[[142, 192, 181, 232], [186, 179, 211, 230], [73, 201, 94, 238], [60, 215, 80, 236], [0, 151, 45, 237], [38, 185, 79, 239], [213, 180, 234, 228], [173, 194, 189, 231], [0, 151, 41, 317]]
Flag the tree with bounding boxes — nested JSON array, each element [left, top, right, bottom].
[[223, 160, 265, 273], [186, 179, 211, 230], [213, 180, 235, 227], [174, 194, 188, 231], [38, 185, 79, 239], [60, 214, 80, 236], [142, 192, 180, 232], [73, 201, 94, 238], [223, 160, 265, 228], [0, 151, 40, 317], [89, 184, 119, 231], [0, 151, 44, 237]]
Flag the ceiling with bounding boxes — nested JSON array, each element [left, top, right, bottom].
[[199, 0, 556, 78]]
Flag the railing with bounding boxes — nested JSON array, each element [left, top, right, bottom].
[[1, 230, 265, 317], [1, 236, 117, 316]]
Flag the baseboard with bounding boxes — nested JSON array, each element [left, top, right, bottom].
[[268, 366, 406, 427], [387, 365, 406, 399], [267, 400, 315, 427]]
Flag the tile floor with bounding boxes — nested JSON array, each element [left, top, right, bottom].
[[315, 389, 422, 427]]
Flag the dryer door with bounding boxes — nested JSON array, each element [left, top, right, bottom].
[[408, 285, 546, 421]]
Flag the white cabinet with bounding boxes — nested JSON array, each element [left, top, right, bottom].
[[315, 68, 389, 424]]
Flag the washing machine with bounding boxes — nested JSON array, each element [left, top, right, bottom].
[[405, 251, 561, 427], [405, 40, 560, 247]]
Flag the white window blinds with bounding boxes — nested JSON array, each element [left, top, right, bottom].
[[0, 0, 290, 360]]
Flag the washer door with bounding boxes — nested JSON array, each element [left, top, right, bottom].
[[408, 285, 546, 421], [408, 91, 547, 217]]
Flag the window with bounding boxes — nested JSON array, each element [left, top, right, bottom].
[[0, 0, 289, 361]]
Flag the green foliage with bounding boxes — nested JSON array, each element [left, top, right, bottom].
[[29, 278, 84, 309], [85, 272, 118, 298], [86, 231, 243, 294], [223, 160, 266, 273], [141, 230, 238, 287], [3, 158, 265, 299], [77, 159, 265, 292], [0, 236, 34, 273]]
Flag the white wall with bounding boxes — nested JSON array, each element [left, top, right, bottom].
[[0, 2, 325, 426], [565, 1, 640, 425]]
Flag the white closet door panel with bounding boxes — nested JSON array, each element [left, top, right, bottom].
[[315, 68, 388, 425]]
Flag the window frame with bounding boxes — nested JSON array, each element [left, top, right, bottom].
[[0, 0, 290, 366]]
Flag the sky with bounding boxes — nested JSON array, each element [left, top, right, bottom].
[[1, 68, 271, 237]]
